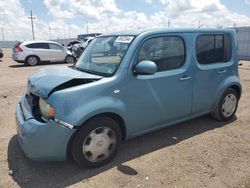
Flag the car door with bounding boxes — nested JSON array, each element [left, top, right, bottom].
[[192, 33, 233, 114], [26, 43, 50, 61], [48, 43, 66, 62], [127, 34, 193, 136]]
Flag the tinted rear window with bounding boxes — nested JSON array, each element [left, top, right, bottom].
[[196, 34, 232, 64], [26, 43, 49, 49], [49, 43, 63, 50]]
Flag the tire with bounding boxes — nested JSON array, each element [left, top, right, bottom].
[[25, 56, 39, 66], [71, 116, 122, 168], [65, 55, 75, 64], [211, 88, 239, 121]]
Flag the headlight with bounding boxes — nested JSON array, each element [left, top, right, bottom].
[[39, 98, 55, 119]]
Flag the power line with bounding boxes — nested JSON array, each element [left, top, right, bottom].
[[28, 10, 36, 40]]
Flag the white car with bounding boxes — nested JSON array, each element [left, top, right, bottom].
[[12, 41, 75, 66]]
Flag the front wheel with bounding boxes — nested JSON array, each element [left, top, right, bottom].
[[211, 88, 239, 121], [71, 116, 122, 168], [65, 55, 75, 64]]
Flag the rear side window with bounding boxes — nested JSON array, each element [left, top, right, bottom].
[[138, 36, 185, 72], [26, 43, 49, 49], [49, 43, 63, 50], [196, 34, 232, 64]]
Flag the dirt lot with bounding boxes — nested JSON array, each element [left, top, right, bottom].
[[0, 48, 249, 188]]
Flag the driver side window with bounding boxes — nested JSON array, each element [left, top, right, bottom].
[[138, 36, 186, 72]]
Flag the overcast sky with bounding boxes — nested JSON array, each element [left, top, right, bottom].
[[1, 0, 250, 41]]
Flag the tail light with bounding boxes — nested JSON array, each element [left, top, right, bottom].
[[15, 42, 23, 52], [16, 45, 23, 52]]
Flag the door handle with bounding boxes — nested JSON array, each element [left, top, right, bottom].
[[218, 70, 226, 74], [179, 76, 191, 81]]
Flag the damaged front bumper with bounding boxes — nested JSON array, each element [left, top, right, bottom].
[[15, 96, 76, 161]]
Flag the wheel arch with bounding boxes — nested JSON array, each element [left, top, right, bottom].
[[81, 112, 127, 141], [25, 55, 41, 64], [214, 77, 242, 111], [228, 84, 242, 99], [66, 112, 127, 160]]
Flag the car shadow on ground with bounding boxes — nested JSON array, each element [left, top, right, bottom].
[[8, 64, 27, 68], [8, 115, 236, 188]]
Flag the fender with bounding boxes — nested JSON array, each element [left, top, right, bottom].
[[74, 97, 128, 128], [214, 75, 242, 109], [49, 93, 128, 131]]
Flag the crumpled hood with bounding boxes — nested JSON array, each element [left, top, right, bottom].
[[28, 66, 102, 98]]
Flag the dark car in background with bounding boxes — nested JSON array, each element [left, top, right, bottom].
[[0, 48, 3, 59]]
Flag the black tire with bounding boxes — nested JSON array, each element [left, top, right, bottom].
[[65, 55, 75, 64], [71, 116, 122, 168], [211, 88, 239, 121], [25, 55, 39, 66]]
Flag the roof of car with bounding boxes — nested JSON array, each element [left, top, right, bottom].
[[100, 28, 236, 37], [22, 40, 62, 45]]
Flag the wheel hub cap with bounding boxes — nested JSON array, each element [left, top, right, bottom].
[[82, 127, 116, 162], [222, 94, 237, 117], [28, 57, 37, 65]]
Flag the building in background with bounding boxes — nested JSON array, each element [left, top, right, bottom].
[[235, 27, 250, 60]]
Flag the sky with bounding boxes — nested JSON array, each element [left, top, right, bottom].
[[1, 0, 250, 41]]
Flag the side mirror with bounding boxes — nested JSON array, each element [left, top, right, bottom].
[[134, 60, 157, 75]]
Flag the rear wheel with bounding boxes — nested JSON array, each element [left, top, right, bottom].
[[71, 116, 122, 168], [25, 56, 39, 66], [211, 88, 238, 121]]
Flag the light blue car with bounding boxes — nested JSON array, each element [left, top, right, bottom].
[[16, 28, 241, 168]]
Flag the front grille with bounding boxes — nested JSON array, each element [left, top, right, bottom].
[[25, 93, 43, 121]]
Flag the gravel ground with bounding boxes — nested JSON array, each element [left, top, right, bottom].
[[0, 48, 249, 188]]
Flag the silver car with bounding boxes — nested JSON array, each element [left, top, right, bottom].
[[12, 41, 75, 66]]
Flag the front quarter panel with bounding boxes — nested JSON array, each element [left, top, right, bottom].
[[48, 77, 128, 129]]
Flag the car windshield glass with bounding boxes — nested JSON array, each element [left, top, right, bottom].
[[74, 36, 134, 76]]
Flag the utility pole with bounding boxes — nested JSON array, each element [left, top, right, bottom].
[[68, 24, 71, 39], [28, 10, 35, 40], [86, 21, 89, 34], [0, 27, 4, 41], [233, 22, 236, 28], [49, 26, 60, 39], [49, 25, 52, 40], [63, 25, 66, 39]]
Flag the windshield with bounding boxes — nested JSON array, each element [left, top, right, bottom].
[[75, 35, 134, 76]]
